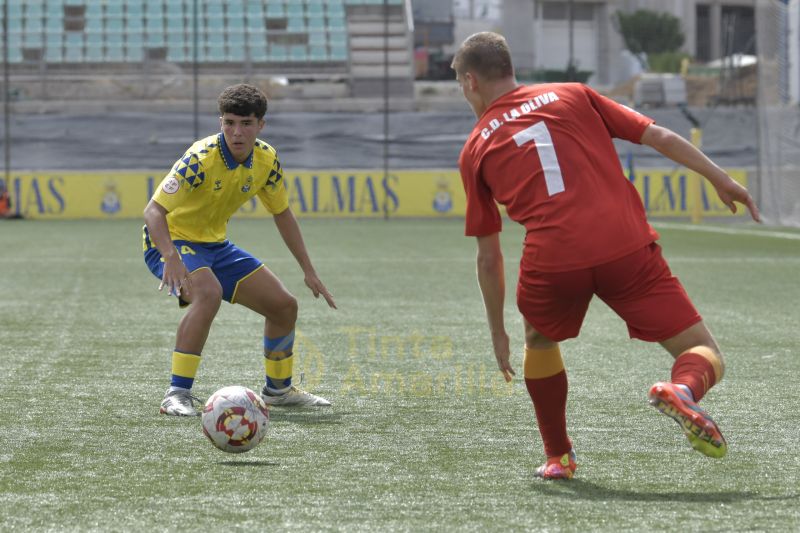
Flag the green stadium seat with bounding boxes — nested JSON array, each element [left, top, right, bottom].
[[165, 13, 185, 29], [307, 16, 325, 30], [166, 45, 187, 62], [286, 4, 304, 17], [328, 16, 346, 30], [23, 32, 44, 47], [105, 43, 124, 61], [126, 16, 144, 31], [45, 32, 62, 49], [247, 27, 267, 45], [105, 17, 124, 33], [246, 15, 264, 30], [307, 3, 324, 16], [326, 3, 345, 18], [106, 32, 124, 46], [286, 16, 305, 31], [228, 31, 246, 48], [127, 31, 144, 47], [106, 3, 124, 17], [6, 4, 23, 18], [205, 31, 225, 46], [126, 43, 144, 62], [44, 45, 62, 63], [145, 32, 165, 46], [24, 16, 44, 33], [329, 43, 347, 61], [227, 3, 244, 25], [270, 44, 287, 61], [26, 4, 45, 20], [206, 15, 225, 31], [328, 29, 347, 45], [85, 41, 104, 62], [127, 1, 144, 16], [86, 32, 103, 47], [248, 41, 268, 62], [265, 3, 284, 18], [245, 2, 263, 17], [45, 17, 63, 31], [64, 33, 84, 62], [146, 17, 163, 33], [205, 45, 226, 62], [308, 30, 326, 44], [227, 45, 245, 61], [166, 31, 185, 47], [85, 17, 103, 31], [308, 44, 327, 61], [289, 44, 307, 61]]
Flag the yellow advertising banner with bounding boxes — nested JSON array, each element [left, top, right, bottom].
[[0, 168, 748, 219]]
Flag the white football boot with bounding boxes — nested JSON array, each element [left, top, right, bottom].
[[261, 385, 331, 407], [160, 388, 202, 416]]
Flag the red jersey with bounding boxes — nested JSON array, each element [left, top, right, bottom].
[[459, 83, 659, 272]]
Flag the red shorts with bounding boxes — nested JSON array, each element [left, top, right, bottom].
[[516, 243, 701, 342]]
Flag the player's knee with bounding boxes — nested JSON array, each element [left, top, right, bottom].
[[268, 294, 297, 325], [524, 327, 553, 349], [191, 282, 223, 311], [280, 294, 298, 322]]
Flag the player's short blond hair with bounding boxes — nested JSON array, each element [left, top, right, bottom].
[[451, 31, 514, 81]]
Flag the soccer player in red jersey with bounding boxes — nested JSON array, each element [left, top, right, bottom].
[[452, 32, 760, 479]]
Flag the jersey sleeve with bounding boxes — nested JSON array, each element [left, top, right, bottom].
[[459, 148, 502, 237], [152, 152, 207, 212], [583, 85, 654, 144], [256, 154, 290, 215]]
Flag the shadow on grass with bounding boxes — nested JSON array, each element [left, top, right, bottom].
[[530, 480, 799, 503], [217, 460, 279, 467], [269, 410, 349, 425]]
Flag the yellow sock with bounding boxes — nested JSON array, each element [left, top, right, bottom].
[[523, 345, 564, 379], [170, 350, 201, 389]]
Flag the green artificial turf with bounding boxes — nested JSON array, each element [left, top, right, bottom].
[[1, 218, 798, 531]]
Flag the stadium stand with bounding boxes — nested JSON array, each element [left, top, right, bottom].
[[5, 0, 413, 100]]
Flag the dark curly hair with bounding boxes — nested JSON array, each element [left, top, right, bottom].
[[217, 84, 268, 119]]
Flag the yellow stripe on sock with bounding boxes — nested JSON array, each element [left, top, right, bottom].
[[682, 345, 724, 383], [265, 354, 294, 381], [523, 345, 564, 379], [172, 351, 201, 379]]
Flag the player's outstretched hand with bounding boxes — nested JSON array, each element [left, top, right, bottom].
[[714, 177, 761, 222], [305, 273, 337, 309], [491, 330, 515, 382]]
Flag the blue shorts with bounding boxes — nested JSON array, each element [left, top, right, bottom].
[[143, 227, 263, 304]]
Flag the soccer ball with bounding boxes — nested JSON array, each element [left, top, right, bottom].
[[201, 386, 270, 453]]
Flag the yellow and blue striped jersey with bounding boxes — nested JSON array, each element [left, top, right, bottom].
[[152, 133, 289, 243]]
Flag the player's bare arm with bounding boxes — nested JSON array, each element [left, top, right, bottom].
[[273, 208, 337, 309], [143, 199, 191, 297], [476, 233, 514, 382], [640, 124, 761, 222]]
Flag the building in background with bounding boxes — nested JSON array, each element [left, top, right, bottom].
[[500, 0, 758, 87], [412, 0, 454, 78]]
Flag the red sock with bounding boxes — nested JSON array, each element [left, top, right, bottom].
[[524, 370, 571, 457], [671, 352, 717, 402]]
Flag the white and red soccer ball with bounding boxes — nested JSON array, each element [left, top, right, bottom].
[[201, 386, 270, 453]]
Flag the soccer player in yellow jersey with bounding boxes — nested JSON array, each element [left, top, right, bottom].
[[143, 84, 336, 416]]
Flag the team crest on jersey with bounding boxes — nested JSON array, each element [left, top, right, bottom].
[[214, 179, 222, 191], [241, 175, 253, 193], [162, 177, 180, 194]]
